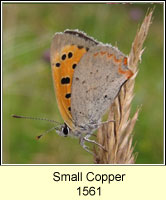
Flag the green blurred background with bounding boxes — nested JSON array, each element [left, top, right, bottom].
[[3, 3, 163, 164]]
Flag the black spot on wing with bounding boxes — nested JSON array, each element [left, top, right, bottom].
[[61, 54, 66, 60], [55, 63, 60, 67], [68, 52, 73, 58], [61, 77, 70, 84], [72, 63, 77, 69], [65, 93, 71, 99]]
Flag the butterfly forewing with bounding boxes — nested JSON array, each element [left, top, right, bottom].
[[50, 30, 98, 129]]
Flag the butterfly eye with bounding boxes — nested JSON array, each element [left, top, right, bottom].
[[62, 124, 70, 137]]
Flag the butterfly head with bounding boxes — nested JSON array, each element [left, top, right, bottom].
[[56, 122, 87, 138], [56, 123, 71, 137]]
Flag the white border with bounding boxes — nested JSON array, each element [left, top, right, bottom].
[[1, 1, 165, 166]]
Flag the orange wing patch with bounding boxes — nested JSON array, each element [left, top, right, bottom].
[[51, 45, 87, 129], [118, 57, 133, 79], [94, 51, 133, 79]]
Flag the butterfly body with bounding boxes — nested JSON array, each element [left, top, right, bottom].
[[50, 30, 133, 151]]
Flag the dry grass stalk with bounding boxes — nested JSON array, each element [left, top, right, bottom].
[[94, 8, 154, 164]]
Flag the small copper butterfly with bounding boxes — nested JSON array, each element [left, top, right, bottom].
[[13, 29, 133, 153], [50, 29, 133, 153]]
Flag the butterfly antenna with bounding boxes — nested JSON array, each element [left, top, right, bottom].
[[36, 126, 59, 140], [11, 114, 61, 125]]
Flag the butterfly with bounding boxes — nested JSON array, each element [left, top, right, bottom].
[[12, 29, 133, 153], [49, 29, 133, 153]]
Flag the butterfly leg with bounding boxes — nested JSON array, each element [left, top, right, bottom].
[[80, 137, 94, 155], [83, 136, 107, 152], [97, 120, 115, 127]]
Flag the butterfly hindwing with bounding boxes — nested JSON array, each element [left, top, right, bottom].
[[71, 45, 133, 127]]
